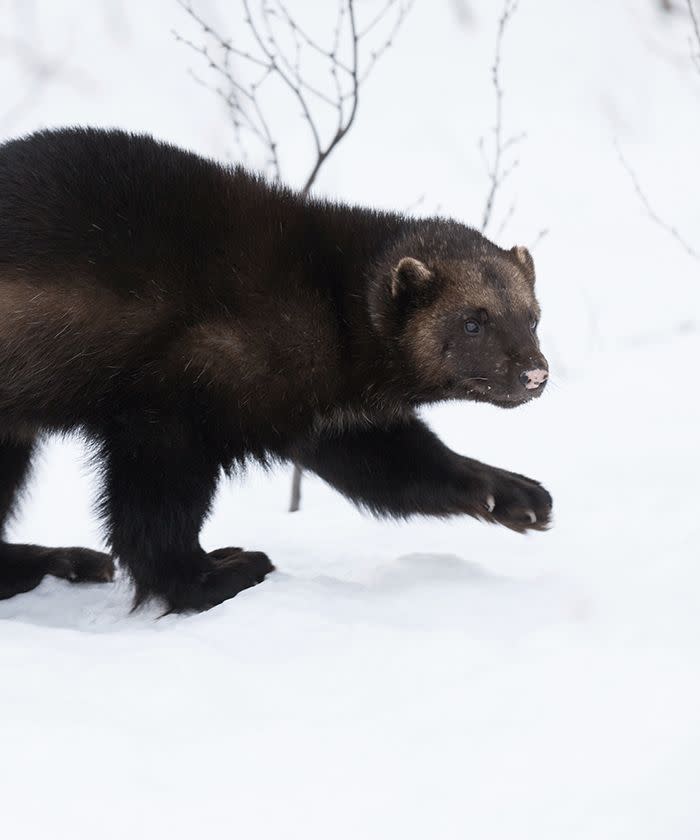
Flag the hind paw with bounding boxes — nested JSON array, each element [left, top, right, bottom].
[[51, 547, 115, 584], [163, 548, 275, 614]]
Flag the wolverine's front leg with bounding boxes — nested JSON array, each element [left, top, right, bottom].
[[295, 414, 552, 532], [101, 426, 273, 613]]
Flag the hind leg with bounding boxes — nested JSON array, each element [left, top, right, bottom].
[[0, 438, 114, 600], [101, 427, 274, 613]]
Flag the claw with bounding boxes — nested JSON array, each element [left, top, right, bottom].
[[485, 494, 496, 513]]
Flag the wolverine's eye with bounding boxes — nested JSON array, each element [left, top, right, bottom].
[[464, 319, 481, 335], [530, 318, 539, 332]]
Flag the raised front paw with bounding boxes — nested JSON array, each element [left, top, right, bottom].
[[465, 463, 553, 533]]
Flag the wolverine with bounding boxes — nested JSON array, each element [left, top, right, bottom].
[[0, 127, 551, 612]]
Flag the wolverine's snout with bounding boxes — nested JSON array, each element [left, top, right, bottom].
[[519, 368, 548, 390]]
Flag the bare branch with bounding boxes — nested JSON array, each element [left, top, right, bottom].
[[175, 0, 413, 193], [242, 0, 323, 156], [530, 228, 550, 250], [300, 0, 360, 193], [616, 141, 700, 261], [289, 462, 303, 514], [403, 193, 426, 214], [612, 6, 699, 264], [174, 3, 283, 179], [270, 0, 352, 74], [357, 1, 414, 85], [479, 0, 523, 236], [260, 3, 351, 111], [495, 199, 516, 239], [357, 0, 400, 39], [175, 2, 269, 69]]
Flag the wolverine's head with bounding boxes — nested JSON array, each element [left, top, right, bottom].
[[368, 221, 548, 408]]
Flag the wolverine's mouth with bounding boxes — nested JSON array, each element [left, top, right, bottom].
[[463, 381, 537, 409]]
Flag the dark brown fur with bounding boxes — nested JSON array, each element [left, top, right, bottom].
[[0, 127, 551, 612]]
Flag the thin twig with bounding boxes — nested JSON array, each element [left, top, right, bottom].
[[175, 0, 413, 191], [272, 0, 352, 74], [495, 200, 516, 239], [616, 140, 699, 261], [479, 0, 522, 235], [357, 0, 400, 39], [358, 1, 413, 84], [529, 228, 549, 250], [404, 193, 426, 214]]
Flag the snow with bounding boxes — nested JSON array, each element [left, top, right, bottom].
[[1, 1, 699, 838]]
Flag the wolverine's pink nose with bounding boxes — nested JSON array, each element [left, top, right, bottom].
[[519, 368, 548, 390]]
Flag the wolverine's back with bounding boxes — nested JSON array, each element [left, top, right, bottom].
[[0, 127, 235, 297], [0, 128, 338, 434], [0, 129, 235, 429]]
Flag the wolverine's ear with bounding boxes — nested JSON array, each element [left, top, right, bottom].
[[368, 256, 434, 334], [391, 257, 433, 297], [510, 245, 535, 284]]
